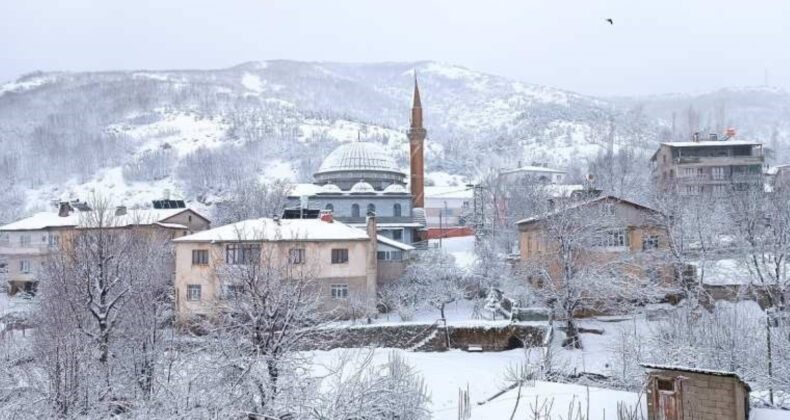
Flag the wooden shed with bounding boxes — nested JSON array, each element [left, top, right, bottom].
[[642, 364, 750, 420]]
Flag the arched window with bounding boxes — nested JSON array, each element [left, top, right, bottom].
[[351, 204, 360, 217], [393, 203, 402, 217], [325, 203, 334, 212], [367, 203, 376, 216]]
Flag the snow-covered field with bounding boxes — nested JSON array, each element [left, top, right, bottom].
[[307, 347, 642, 420]]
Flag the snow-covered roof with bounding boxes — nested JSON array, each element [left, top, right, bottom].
[[659, 140, 762, 148], [0, 208, 202, 231], [641, 363, 750, 386], [290, 183, 323, 197], [425, 186, 473, 200], [499, 165, 566, 175], [383, 184, 409, 195], [693, 259, 783, 286], [173, 218, 370, 243], [0, 212, 78, 231], [515, 195, 659, 225], [316, 142, 403, 175], [377, 235, 415, 251], [349, 181, 375, 194]]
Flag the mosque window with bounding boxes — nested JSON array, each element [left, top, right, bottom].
[[393, 203, 402, 217], [367, 204, 376, 216], [351, 204, 360, 217], [325, 203, 334, 212]]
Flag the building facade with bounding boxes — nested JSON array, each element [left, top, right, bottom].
[[650, 136, 764, 195], [0, 201, 210, 295], [517, 196, 672, 290], [287, 77, 427, 246], [172, 216, 387, 320], [423, 186, 474, 239]]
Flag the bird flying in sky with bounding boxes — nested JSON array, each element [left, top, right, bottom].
[[606, 18, 614, 25]]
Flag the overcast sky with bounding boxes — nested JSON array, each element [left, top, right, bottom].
[[2, 0, 789, 96]]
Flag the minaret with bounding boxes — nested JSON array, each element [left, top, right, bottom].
[[409, 73, 426, 209]]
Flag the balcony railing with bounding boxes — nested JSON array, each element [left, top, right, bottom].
[[675, 155, 763, 165]]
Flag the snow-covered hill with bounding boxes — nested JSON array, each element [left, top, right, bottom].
[[0, 61, 787, 219]]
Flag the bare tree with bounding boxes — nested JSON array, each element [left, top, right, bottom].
[[34, 199, 174, 416], [519, 198, 669, 349], [199, 228, 331, 417]]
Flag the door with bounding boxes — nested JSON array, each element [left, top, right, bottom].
[[655, 378, 679, 420]]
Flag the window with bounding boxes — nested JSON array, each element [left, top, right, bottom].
[[712, 185, 727, 196], [367, 203, 376, 216], [224, 284, 244, 299], [225, 244, 261, 265], [712, 166, 726, 180], [186, 284, 202, 301], [392, 230, 403, 241], [20, 235, 31, 246], [289, 248, 306, 264], [188, 215, 193, 222], [192, 249, 209, 265], [377, 251, 403, 261], [331, 248, 349, 264], [682, 185, 700, 196], [594, 230, 628, 248], [331, 284, 349, 299], [20, 260, 31, 273], [642, 235, 659, 251], [656, 378, 675, 392], [325, 203, 334, 212], [682, 167, 703, 178], [48, 235, 60, 248], [393, 203, 402, 217], [0, 234, 8, 246], [351, 204, 360, 217]]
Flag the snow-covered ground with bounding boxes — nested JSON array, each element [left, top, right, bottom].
[[307, 347, 639, 420], [430, 235, 476, 269]]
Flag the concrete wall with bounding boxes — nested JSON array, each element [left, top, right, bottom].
[[288, 195, 412, 219]]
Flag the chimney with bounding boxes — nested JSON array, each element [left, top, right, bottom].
[[365, 213, 378, 312], [115, 206, 127, 216], [320, 210, 334, 223], [709, 133, 718, 141], [725, 127, 737, 139], [58, 202, 73, 217], [163, 189, 171, 200], [692, 132, 700, 142]]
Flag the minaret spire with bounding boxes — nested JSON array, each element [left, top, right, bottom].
[[408, 71, 426, 211]]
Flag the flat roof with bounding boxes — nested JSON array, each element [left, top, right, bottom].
[[659, 140, 762, 148]]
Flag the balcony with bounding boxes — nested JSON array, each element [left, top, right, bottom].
[[674, 155, 763, 165], [0, 245, 53, 256]]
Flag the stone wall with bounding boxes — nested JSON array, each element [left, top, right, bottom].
[[301, 322, 546, 352]]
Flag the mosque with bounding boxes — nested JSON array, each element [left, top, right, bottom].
[[286, 77, 427, 246]]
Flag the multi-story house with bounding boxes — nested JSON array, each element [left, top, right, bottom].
[[650, 135, 764, 196], [516, 195, 672, 287], [172, 214, 411, 321], [0, 201, 210, 295]]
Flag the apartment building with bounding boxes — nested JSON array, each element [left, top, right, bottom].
[[650, 134, 764, 196]]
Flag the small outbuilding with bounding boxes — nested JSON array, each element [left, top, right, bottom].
[[642, 364, 750, 420]]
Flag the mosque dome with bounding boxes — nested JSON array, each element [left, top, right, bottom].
[[349, 181, 376, 194], [316, 184, 342, 194], [382, 184, 409, 195], [314, 142, 407, 190]]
